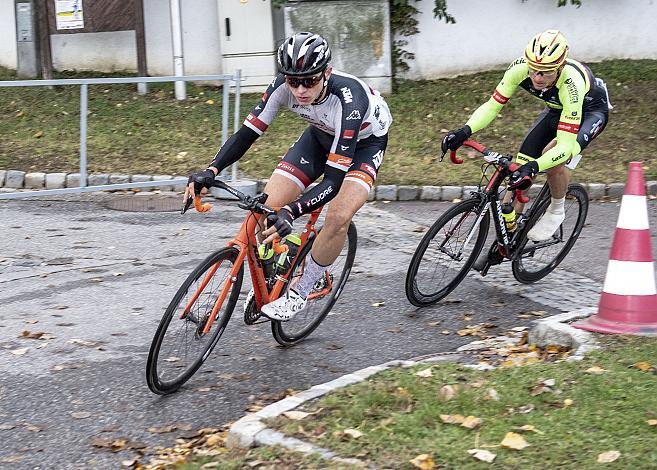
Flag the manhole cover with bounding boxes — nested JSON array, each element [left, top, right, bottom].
[[104, 196, 182, 212]]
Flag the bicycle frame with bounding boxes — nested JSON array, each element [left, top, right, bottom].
[[184, 204, 325, 335]]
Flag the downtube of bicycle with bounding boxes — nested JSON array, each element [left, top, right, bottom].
[[202, 249, 247, 335]]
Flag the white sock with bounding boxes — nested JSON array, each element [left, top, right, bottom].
[[294, 254, 331, 299], [548, 197, 565, 214]]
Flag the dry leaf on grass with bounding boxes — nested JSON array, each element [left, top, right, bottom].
[[631, 361, 655, 372], [585, 365, 607, 375], [468, 448, 496, 463], [439, 384, 460, 401], [647, 419, 657, 426], [461, 416, 483, 429], [440, 414, 465, 424], [486, 389, 500, 401], [512, 425, 544, 435], [409, 453, 436, 469], [343, 428, 363, 439], [597, 450, 620, 463], [501, 432, 530, 450], [415, 368, 433, 378], [282, 411, 310, 420]]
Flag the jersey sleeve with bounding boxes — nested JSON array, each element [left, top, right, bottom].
[[326, 84, 370, 173], [243, 74, 286, 135], [536, 72, 587, 170], [466, 58, 525, 133]]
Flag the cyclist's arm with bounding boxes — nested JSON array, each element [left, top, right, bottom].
[[208, 75, 287, 173], [534, 72, 586, 171], [465, 59, 524, 133]]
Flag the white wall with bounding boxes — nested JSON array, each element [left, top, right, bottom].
[[0, 0, 18, 69], [402, 0, 657, 79]]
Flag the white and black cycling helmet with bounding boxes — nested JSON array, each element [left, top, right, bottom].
[[277, 32, 331, 77]]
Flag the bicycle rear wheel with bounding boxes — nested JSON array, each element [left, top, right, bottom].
[[146, 247, 243, 394], [512, 183, 588, 284], [405, 198, 489, 306], [271, 222, 357, 346]]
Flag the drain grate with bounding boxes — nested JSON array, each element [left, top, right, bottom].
[[104, 195, 182, 212]]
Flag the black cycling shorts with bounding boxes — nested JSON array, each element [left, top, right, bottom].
[[519, 107, 608, 158], [273, 126, 387, 192]]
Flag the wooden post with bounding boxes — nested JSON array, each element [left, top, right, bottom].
[[36, 0, 52, 79]]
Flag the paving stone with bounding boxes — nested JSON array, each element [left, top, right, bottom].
[[397, 185, 418, 201], [420, 185, 441, 200], [5, 170, 26, 189], [45, 173, 67, 189], [153, 174, 174, 191], [87, 174, 109, 186], [24, 172, 46, 189], [0, 188, 17, 193], [441, 185, 462, 201], [66, 173, 81, 188], [131, 174, 152, 183], [375, 184, 397, 201], [606, 182, 625, 198], [586, 183, 605, 200], [109, 174, 130, 184], [647, 181, 657, 196]]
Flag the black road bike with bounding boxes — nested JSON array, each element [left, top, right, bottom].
[[405, 139, 589, 307]]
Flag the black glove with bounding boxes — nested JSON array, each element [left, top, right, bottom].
[[508, 160, 539, 190], [441, 125, 472, 153], [188, 168, 216, 194], [266, 208, 294, 239]]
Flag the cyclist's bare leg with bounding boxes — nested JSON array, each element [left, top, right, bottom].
[[312, 180, 368, 265], [541, 139, 569, 199]]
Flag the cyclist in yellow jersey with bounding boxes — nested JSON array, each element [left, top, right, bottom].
[[442, 30, 611, 254]]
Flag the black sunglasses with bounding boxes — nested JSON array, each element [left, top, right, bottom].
[[285, 74, 324, 88]]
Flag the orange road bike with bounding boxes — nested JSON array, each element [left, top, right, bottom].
[[405, 139, 589, 307], [146, 180, 357, 394]]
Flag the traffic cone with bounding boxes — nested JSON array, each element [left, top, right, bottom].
[[574, 162, 657, 335]]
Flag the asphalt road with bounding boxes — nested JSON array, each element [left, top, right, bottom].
[[1, 194, 655, 469]]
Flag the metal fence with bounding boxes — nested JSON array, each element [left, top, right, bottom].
[[0, 71, 242, 200]]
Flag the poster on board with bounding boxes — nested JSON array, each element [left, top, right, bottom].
[[55, 0, 84, 30]]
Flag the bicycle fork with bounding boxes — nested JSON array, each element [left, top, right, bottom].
[[440, 201, 490, 261]]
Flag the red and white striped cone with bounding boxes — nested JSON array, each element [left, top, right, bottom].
[[574, 162, 657, 335]]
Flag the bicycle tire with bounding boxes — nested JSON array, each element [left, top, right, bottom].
[[512, 183, 589, 284], [405, 198, 490, 307], [146, 247, 243, 395], [271, 222, 357, 346]]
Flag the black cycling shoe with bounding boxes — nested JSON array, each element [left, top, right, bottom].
[[472, 245, 504, 274]]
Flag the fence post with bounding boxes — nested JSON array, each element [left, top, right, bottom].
[[219, 76, 230, 179], [80, 83, 88, 187], [231, 69, 241, 182]]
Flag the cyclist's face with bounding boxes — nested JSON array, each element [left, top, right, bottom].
[[286, 68, 331, 105], [528, 66, 559, 89]]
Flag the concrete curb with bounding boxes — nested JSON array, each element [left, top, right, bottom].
[[1, 170, 656, 201], [226, 308, 600, 463], [226, 353, 461, 460]]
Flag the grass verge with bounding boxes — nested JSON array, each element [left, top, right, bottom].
[[1, 60, 656, 185], [260, 336, 657, 469]]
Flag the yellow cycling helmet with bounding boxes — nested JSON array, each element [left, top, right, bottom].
[[524, 29, 569, 71]]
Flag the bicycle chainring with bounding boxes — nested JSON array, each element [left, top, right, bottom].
[[243, 295, 261, 325]]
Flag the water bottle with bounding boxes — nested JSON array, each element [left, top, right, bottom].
[[275, 233, 302, 274], [501, 203, 517, 232], [258, 244, 276, 279]]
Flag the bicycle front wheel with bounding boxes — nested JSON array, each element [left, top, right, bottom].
[[271, 222, 357, 346], [146, 247, 243, 395], [512, 183, 589, 284], [405, 198, 490, 307]]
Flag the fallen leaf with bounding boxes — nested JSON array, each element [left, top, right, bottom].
[[0, 424, 16, 430], [585, 366, 607, 375], [413, 226, 427, 233], [33, 131, 44, 138], [468, 448, 496, 463], [597, 450, 620, 463], [440, 414, 465, 424], [439, 384, 460, 401], [10, 348, 29, 356], [501, 432, 530, 450], [25, 320, 39, 324], [371, 302, 385, 307], [343, 428, 363, 438], [415, 368, 433, 378], [441, 330, 451, 335], [205, 433, 225, 446], [163, 356, 180, 363], [148, 425, 176, 433], [564, 399, 574, 408], [647, 419, 657, 426], [486, 389, 500, 401], [71, 411, 92, 419], [631, 361, 654, 372], [282, 411, 310, 420], [205, 99, 215, 105], [68, 339, 98, 347], [409, 453, 436, 469], [512, 425, 544, 435], [461, 416, 483, 429]]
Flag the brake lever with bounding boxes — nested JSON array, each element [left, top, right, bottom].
[[181, 195, 194, 215]]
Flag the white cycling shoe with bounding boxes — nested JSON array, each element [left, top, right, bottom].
[[527, 210, 565, 241], [261, 289, 307, 322]]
